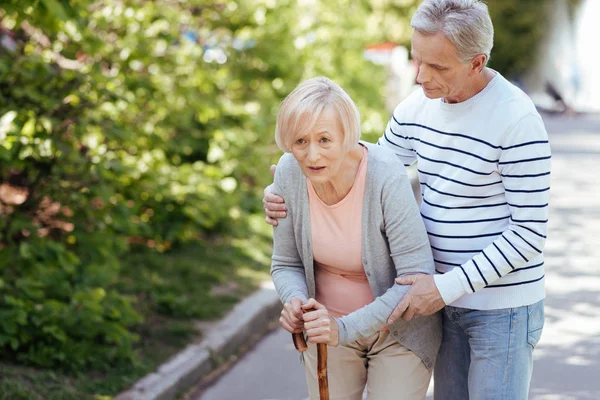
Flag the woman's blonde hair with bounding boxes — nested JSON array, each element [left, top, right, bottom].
[[275, 77, 360, 152]]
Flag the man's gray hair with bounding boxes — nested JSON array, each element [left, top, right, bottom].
[[411, 0, 494, 64]]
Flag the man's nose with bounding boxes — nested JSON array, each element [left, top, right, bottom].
[[416, 64, 430, 84]]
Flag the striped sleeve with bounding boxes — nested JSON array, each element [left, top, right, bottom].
[[434, 114, 551, 304], [378, 108, 418, 167]]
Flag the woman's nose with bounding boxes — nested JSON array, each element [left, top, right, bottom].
[[307, 143, 320, 162]]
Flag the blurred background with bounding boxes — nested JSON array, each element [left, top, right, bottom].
[[0, 0, 598, 399]]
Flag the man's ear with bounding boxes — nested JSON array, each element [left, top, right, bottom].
[[470, 54, 487, 74]]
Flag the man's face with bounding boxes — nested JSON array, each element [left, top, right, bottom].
[[411, 30, 476, 103]]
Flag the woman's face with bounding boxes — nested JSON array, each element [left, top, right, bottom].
[[291, 107, 347, 186]]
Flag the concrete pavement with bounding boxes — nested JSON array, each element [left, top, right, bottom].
[[198, 327, 308, 400], [528, 114, 600, 400]]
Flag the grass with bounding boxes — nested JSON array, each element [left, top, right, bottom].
[[0, 215, 273, 399]]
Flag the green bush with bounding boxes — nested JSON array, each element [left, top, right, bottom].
[[0, 240, 140, 370]]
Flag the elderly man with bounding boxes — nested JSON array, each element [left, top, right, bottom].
[[264, 0, 550, 398]]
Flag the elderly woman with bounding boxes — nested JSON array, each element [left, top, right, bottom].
[[270, 77, 441, 400]]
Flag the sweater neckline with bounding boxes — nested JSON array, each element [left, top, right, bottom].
[[438, 70, 501, 111]]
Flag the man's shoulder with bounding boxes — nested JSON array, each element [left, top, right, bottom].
[[362, 143, 409, 178], [392, 87, 429, 117], [491, 74, 539, 117], [485, 75, 548, 143]]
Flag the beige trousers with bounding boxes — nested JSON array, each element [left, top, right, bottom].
[[303, 330, 431, 400]]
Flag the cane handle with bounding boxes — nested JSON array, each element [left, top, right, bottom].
[[292, 332, 308, 352]]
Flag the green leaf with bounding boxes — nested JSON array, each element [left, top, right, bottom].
[[41, 0, 69, 21], [20, 118, 36, 138], [19, 243, 32, 260]]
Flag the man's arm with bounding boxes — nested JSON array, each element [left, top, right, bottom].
[[389, 114, 551, 322], [433, 113, 551, 303], [377, 106, 418, 167]]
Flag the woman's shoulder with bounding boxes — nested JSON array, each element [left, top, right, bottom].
[[274, 152, 304, 192], [276, 152, 304, 175]]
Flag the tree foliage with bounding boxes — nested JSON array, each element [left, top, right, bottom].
[[485, 0, 549, 79]]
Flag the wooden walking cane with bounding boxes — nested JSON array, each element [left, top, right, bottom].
[[292, 311, 329, 400]]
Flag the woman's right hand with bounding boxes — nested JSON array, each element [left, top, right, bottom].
[[279, 297, 304, 333]]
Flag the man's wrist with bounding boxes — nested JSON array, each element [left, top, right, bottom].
[[434, 270, 469, 305]]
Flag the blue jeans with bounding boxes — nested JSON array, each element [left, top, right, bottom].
[[433, 300, 544, 400]]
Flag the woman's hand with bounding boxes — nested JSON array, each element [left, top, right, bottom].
[[279, 297, 304, 334], [302, 298, 339, 346]]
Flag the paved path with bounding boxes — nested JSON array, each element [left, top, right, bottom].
[[528, 114, 600, 400], [197, 114, 600, 400]]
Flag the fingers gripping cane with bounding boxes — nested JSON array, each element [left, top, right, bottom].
[[292, 308, 329, 400]]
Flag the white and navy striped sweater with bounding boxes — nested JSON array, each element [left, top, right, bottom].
[[379, 73, 550, 310]]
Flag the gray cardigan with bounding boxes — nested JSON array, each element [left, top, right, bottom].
[[270, 142, 442, 369]]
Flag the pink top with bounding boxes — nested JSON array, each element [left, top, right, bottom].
[[307, 147, 373, 318]]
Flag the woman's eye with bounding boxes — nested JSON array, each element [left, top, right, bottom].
[[320, 137, 330, 143], [295, 138, 306, 145]]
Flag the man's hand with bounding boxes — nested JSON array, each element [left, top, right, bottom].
[[387, 275, 445, 324], [263, 164, 287, 226], [302, 298, 339, 346], [279, 297, 304, 334]]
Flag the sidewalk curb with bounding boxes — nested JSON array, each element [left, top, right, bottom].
[[115, 286, 281, 400]]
